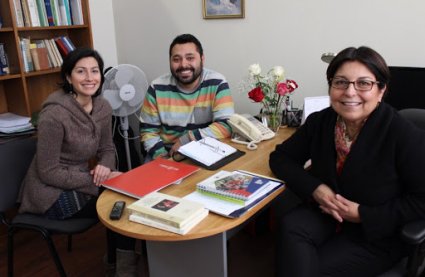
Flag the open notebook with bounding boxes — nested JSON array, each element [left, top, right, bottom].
[[178, 137, 245, 170]]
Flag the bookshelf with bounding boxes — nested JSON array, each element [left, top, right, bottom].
[[0, 0, 93, 116]]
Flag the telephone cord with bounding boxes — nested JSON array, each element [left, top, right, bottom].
[[230, 138, 259, 150]]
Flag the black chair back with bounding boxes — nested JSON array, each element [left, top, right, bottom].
[[0, 137, 36, 212]]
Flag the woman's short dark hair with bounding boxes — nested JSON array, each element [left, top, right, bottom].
[[61, 47, 105, 97], [326, 46, 390, 93], [169, 34, 204, 58]]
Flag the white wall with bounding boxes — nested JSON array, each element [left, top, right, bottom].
[[94, 0, 425, 115], [89, 0, 118, 68]]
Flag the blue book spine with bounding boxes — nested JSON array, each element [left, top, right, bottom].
[[44, 0, 54, 26], [61, 36, 76, 51]]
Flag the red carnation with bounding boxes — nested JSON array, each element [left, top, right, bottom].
[[248, 87, 265, 102]]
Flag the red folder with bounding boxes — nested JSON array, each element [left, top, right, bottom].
[[102, 158, 200, 199]]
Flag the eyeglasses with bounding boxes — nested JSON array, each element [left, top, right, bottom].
[[330, 78, 380, 91]]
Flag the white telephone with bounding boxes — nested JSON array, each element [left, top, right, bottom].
[[227, 114, 275, 150]]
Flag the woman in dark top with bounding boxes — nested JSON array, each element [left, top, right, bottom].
[[269, 46, 425, 276]]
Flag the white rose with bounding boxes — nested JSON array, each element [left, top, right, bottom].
[[271, 66, 285, 79], [248, 64, 261, 76]]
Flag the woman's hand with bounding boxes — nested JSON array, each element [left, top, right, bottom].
[[108, 171, 123, 179], [313, 184, 344, 222], [312, 184, 360, 223], [334, 194, 361, 223], [90, 164, 111, 187]]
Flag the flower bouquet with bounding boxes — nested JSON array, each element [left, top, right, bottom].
[[244, 64, 298, 131]]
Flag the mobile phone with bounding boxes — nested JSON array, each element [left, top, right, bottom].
[[109, 201, 125, 220]]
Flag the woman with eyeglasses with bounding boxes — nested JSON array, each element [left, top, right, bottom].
[[269, 46, 425, 276]]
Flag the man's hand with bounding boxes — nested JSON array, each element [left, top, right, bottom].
[[169, 140, 182, 157]]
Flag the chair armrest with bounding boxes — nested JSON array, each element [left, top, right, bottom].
[[401, 220, 425, 245]]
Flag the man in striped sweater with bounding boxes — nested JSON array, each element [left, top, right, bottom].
[[140, 34, 235, 161]]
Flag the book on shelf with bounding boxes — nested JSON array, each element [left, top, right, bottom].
[[177, 137, 245, 170], [47, 38, 63, 65], [20, 37, 34, 72], [20, 0, 32, 27], [30, 46, 50, 71], [127, 191, 208, 229], [33, 39, 53, 67], [50, 0, 62, 26], [0, 43, 10, 75], [102, 157, 200, 199], [54, 36, 75, 57], [12, 0, 25, 27], [43, 39, 58, 67], [57, 0, 71, 25], [43, 0, 55, 26], [35, 0, 49, 27], [69, 0, 83, 24], [26, 0, 41, 27]]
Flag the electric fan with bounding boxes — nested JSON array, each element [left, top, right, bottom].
[[101, 64, 148, 170]]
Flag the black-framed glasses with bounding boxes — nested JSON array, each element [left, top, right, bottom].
[[330, 78, 380, 91]]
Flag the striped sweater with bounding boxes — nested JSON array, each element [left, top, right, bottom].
[[140, 68, 235, 159]]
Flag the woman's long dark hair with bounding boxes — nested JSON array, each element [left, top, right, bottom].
[[60, 47, 105, 97]]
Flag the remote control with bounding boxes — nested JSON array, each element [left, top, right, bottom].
[[109, 201, 125, 220]]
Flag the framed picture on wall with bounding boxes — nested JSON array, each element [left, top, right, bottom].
[[203, 0, 245, 19]]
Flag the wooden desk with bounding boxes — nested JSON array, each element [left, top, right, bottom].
[[97, 128, 295, 277]]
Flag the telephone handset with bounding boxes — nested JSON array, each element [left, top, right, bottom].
[[227, 114, 275, 150]]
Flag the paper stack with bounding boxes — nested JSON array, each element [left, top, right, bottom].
[[0, 112, 34, 134]]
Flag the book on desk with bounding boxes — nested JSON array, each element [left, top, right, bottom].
[[185, 170, 284, 218], [101, 157, 200, 198], [196, 170, 277, 204], [127, 192, 208, 235]]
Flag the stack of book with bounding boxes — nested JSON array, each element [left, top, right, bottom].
[[127, 192, 208, 235], [0, 112, 35, 136]]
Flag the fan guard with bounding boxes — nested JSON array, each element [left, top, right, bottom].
[[102, 64, 148, 117]]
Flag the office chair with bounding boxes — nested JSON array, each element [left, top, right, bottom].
[[379, 108, 425, 277], [0, 137, 99, 277]]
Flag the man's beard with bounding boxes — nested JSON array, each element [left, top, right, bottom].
[[171, 63, 203, 86]]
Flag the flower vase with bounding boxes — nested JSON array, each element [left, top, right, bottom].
[[261, 111, 283, 132]]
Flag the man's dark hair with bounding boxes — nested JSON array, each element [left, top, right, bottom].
[[169, 34, 204, 57]]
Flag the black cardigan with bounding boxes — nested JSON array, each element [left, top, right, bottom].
[[269, 103, 425, 241]]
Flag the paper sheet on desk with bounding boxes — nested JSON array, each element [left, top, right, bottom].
[[302, 96, 330, 125], [184, 180, 283, 218]]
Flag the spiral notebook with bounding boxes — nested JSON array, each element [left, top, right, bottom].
[[196, 170, 276, 203]]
